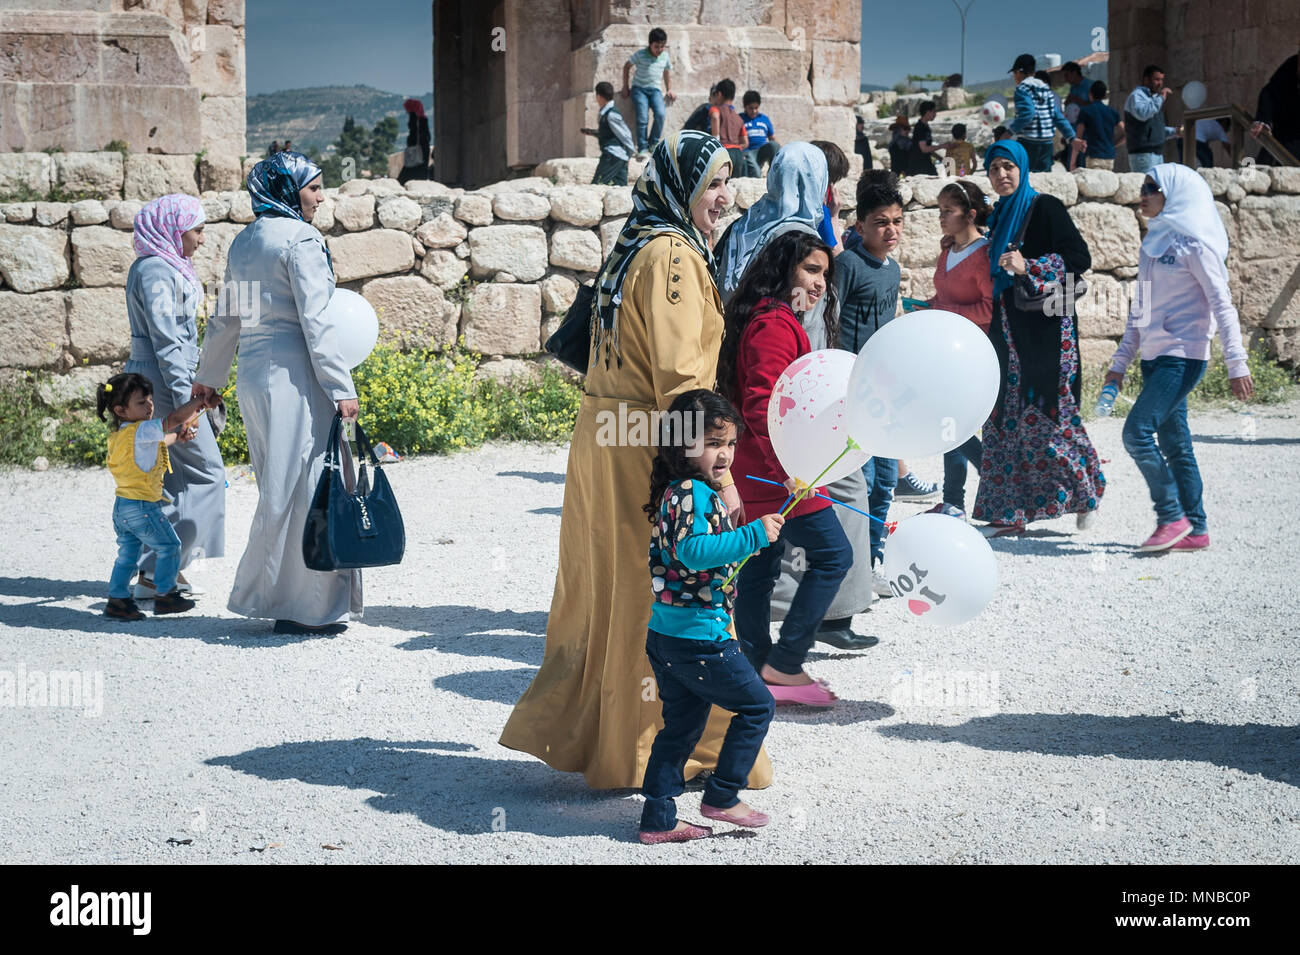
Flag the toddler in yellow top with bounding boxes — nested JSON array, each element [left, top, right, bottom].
[[97, 373, 213, 620]]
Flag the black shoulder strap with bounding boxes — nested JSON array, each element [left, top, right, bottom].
[[1013, 195, 1040, 249]]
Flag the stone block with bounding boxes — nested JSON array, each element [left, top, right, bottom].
[[1114, 172, 1145, 205], [109, 199, 142, 229], [36, 365, 107, 407], [786, 0, 861, 40], [419, 249, 469, 289], [123, 154, 198, 200], [415, 213, 467, 249], [201, 195, 230, 222], [1269, 166, 1300, 194], [334, 195, 375, 232], [0, 290, 66, 368], [326, 229, 415, 284], [454, 193, 494, 226], [1027, 171, 1078, 206], [1078, 337, 1118, 377], [377, 195, 422, 231], [462, 283, 543, 356], [1238, 195, 1300, 261], [189, 24, 243, 97], [894, 207, 941, 268], [603, 186, 633, 217], [550, 226, 602, 272], [228, 190, 253, 223], [404, 180, 455, 198], [67, 286, 131, 363], [1071, 203, 1141, 271], [4, 202, 34, 223], [71, 225, 135, 286], [1237, 256, 1300, 328], [540, 272, 579, 314], [70, 199, 109, 225], [198, 152, 242, 192], [34, 202, 71, 226], [909, 177, 948, 207], [600, 217, 627, 258], [208, 0, 245, 26], [730, 177, 767, 210], [200, 94, 246, 157], [360, 274, 459, 349], [493, 191, 551, 221], [810, 39, 859, 106], [0, 152, 52, 194], [468, 224, 549, 281], [1072, 167, 1119, 199], [548, 185, 604, 226], [0, 224, 69, 292], [1075, 272, 1134, 339], [53, 152, 123, 196]]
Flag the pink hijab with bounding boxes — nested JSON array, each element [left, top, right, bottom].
[[132, 194, 205, 287]]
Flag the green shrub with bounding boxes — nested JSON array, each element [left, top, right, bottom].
[[483, 362, 584, 442], [0, 373, 53, 466]]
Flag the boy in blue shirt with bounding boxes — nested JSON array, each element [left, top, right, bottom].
[[1074, 80, 1125, 171], [740, 89, 777, 177], [621, 27, 676, 159]]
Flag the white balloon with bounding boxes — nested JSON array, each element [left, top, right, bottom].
[[846, 309, 1000, 459], [882, 514, 997, 627], [981, 100, 1007, 126], [767, 349, 870, 486], [1182, 80, 1207, 110], [323, 287, 379, 368]]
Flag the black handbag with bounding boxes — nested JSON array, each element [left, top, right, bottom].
[[302, 414, 405, 571], [543, 280, 596, 373], [1007, 195, 1089, 315]]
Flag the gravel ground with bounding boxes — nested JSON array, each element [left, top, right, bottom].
[[2, 402, 1297, 864]]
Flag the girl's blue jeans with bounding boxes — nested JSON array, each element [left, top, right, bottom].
[[1122, 356, 1209, 534], [641, 630, 774, 832], [110, 497, 181, 598]]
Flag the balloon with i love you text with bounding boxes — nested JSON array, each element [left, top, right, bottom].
[[767, 349, 870, 487], [883, 514, 997, 627]]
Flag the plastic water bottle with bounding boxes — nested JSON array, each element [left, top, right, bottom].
[[1094, 382, 1119, 417]]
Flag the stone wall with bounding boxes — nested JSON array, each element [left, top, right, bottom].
[[0, 1, 246, 173], [1108, 0, 1298, 166], [4, 157, 1299, 400]]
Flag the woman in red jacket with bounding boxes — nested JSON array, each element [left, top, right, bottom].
[[925, 180, 994, 519], [718, 230, 851, 708]]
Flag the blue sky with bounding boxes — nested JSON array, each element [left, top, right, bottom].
[[247, 0, 1107, 95]]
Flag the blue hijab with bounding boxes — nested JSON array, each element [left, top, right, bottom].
[[247, 151, 324, 220], [984, 140, 1039, 297]]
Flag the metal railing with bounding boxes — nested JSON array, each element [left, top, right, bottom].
[[1181, 104, 1298, 169]]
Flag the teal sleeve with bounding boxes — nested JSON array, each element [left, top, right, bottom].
[[673, 483, 767, 570]]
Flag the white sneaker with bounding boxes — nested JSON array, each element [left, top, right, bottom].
[[872, 562, 894, 598], [132, 575, 156, 600], [175, 572, 205, 596]]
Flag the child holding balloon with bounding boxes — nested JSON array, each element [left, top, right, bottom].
[[924, 180, 994, 520], [718, 230, 851, 708], [640, 389, 784, 844]]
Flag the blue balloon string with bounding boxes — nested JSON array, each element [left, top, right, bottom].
[[745, 474, 889, 527]]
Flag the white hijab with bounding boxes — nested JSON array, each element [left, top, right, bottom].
[[1141, 162, 1229, 263], [718, 142, 829, 299]]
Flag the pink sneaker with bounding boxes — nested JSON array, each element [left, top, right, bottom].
[[701, 803, 770, 828], [1171, 532, 1210, 551], [1138, 517, 1192, 552]]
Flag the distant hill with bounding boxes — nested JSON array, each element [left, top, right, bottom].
[[246, 85, 433, 157], [860, 83, 889, 92]]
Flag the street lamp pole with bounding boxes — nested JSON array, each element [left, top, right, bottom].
[[951, 0, 976, 84]]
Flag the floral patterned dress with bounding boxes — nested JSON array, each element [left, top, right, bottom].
[[972, 253, 1106, 526]]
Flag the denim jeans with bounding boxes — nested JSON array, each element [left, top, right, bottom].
[[1122, 356, 1208, 533], [630, 86, 666, 152], [735, 149, 762, 178], [735, 507, 851, 675], [1024, 139, 1053, 172], [942, 436, 983, 511], [1128, 150, 1162, 174], [109, 497, 181, 598], [862, 456, 898, 563], [641, 630, 774, 832]]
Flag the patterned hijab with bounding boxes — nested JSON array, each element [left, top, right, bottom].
[[717, 142, 828, 298], [984, 139, 1040, 297], [247, 150, 324, 221], [592, 130, 731, 367], [132, 194, 205, 288], [1142, 162, 1229, 262]]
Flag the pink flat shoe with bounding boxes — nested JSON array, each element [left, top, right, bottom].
[[701, 803, 770, 828], [1139, 517, 1192, 552], [1170, 532, 1209, 551], [638, 823, 712, 845], [766, 680, 837, 707]]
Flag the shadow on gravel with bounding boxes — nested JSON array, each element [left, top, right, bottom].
[[987, 539, 1132, 557], [880, 714, 1300, 787], [372, 605, 547, 665], [0, 599, 326, 646], [208, 737, 629, 838], [497, 470, 566, 485], [775, 700, 896, 725], [0, 577, 107, 600], [433, 667, 537, 704], [1193, 434, 1300, 446], [528, 507, 563, 516]]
